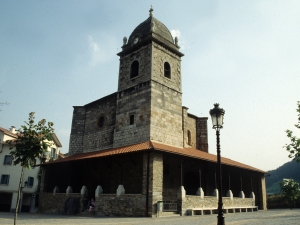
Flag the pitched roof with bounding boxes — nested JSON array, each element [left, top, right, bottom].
[[42, 141, 266, 173], [0, 127, 18, 138]]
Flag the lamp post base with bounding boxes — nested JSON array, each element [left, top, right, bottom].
[[218, 215, 225, 225]]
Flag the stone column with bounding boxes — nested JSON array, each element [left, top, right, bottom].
[[148, 152, 163, 217], [116, 185, 125, 196], [258, 174, 267, 210], [177, 186, 186, 215]]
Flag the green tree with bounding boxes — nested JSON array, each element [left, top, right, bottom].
[[6, 112, 54, 225], [280, 179, 300, 208], [285, 101, 300, 162]]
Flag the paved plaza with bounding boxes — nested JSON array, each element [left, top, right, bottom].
[[0, 209, 299, 225]]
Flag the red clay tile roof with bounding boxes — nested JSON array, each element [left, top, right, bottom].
[[42, 141, 266, 173]]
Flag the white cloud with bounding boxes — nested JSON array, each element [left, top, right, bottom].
[[87, 34, 117, 67]]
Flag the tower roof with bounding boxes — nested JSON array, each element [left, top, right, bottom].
[[128, 8, 174, 45], [119, 7, 183, 57]]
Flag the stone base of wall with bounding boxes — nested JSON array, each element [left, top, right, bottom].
[[38, 193, 82, 214], [179, 195, 255, 216], [96, 194, 145, 217]]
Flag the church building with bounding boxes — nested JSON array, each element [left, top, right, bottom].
[[38, 8, 267, 217]]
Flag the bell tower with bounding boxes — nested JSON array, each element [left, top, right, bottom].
[[113, 8, 184, 148]]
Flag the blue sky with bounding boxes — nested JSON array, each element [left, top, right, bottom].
[[1, 0, 299, 171]]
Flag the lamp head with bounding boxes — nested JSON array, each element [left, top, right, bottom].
[[209, 103, 225, 130]]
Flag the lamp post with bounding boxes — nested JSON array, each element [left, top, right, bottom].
[[209, 103, 225, 225]]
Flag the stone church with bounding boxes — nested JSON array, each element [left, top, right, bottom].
[[39, 8, 267, 217]]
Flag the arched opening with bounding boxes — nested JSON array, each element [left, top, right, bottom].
[[130, 61, 139, 78], [164, 62, 171, 78]]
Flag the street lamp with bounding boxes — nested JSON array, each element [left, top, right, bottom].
[[209, 103, 225, 225]]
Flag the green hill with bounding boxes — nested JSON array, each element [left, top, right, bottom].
[[266, 160, 300, 194]]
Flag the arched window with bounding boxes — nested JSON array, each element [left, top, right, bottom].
[[187, 130, 191, 145], [164, 62, 171, 78], [130, 61, 139, 78], [98, 116, 105, 129]]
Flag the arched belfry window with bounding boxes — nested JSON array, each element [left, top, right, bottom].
[[164, 62, 171, 78], [130, 60, 139, 79], [187, 130, 191, 145]]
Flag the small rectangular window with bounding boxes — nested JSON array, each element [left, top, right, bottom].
[[130, 115, 134, 125], [27, 177, 34, 187], [4, 155, 12, 165], [1, 175, 10, 185]]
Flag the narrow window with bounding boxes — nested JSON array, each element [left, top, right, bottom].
[[0, 175, 10, 185], [130, 61, 139, 78], [4, 155, 12, 165], [164, 62, 171, 78], [130, 115, 134, 125], [187, 130, 191, 145], [98, 116, 105, 128], [27, 177, 34, 187]]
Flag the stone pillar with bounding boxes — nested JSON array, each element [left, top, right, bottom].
[[40, 166, 47, 193], [196, 187, 204, 198], [226, 190, 233, 199], [239, 191, 245, 199], [148, 152, 163, 217], [116, 185, 125, 196], [66, 186, 73, 195], [95, 185, 103, 197], [258, 174, 267, 210], [53, 186, 60, 196]]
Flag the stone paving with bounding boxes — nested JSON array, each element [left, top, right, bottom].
[[0, 209, 299, 225]]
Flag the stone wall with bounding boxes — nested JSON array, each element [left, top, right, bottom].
[[150, 82, 183, 147], [38, 193, 82, 214], [82, 93, 117, 152], [196, 117, 208, 152], [95, 194, 145, 216], [152, 42, 182, 92], [117, 45, 152, 92], [69, 107, 86, 155]]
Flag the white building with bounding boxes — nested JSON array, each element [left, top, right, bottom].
[[0, 126, 62, 213]]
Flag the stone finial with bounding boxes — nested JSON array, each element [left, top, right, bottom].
[[239, 191, 245, 199], [175, 37, 178, 45], [196, 187, 204, 198], [249, 191, 255, 200], [66, 186, 73, 195], [212, 189, 218, 198], [226, 190, 233, 199], [177, 186, 186, 200], [116, 185, 125, 196], [149, 5, 153, 17], [80, 185, 88, 197], [95, 185, 103, 197], [123, 37, 127, 45], [53, 186, 60, 196]]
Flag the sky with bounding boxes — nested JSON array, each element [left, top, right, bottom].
[[0, 0, 299, 171]]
